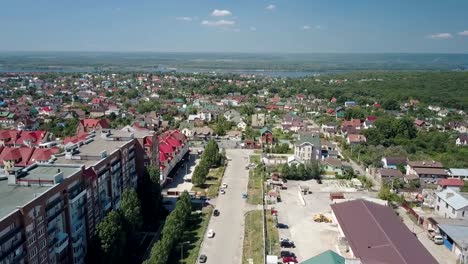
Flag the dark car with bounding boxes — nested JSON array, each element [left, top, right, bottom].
[[213, 209, 220, 217], [316, 178, 322, 184], [199, 254, 207, 263], [276, 223, 289, 229], [280, 241, 296, 248], [280, 251, 296, 258], [282, 256, 298, 263]]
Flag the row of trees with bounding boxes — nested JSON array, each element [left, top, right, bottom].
[[279, 162, 321, 180], [145, 191, 192, 264], [192, 140, 223, 186]]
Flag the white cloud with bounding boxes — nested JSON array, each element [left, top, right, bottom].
[[212, 9, 232, 17], [266, 4, 276, 11], [250, 26, 257, 31], [428, 33, 453, 39], [176, 17, 193, 21], [201, 20, 235, 27], [458, 30, 468, 36], [315, 25, 322, 30], [302, 25, 311, 30]]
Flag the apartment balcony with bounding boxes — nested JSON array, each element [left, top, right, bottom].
[[128, 149, 135, 160], [72, 235, 83, 249], [111, 162, 121, 173], [72, 221, 84, 238], [54, 232, 69, 254], [0, 225, 22, 246], [46, 202, 64, 221], [0, 235, 24, 260], [101, 198, 112, 211]]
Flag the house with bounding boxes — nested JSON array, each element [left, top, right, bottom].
[[252, 113, 265, 128], [406, 160, 448, 184], [347, 134, 366, 145], [192, 126, 213, 140], [237, 120, 247, 131], [321, 123, 337, 138], [341, 119, 361, 134], [225, 130, 242, 141], [426, 218, 468, 261], [438, 178, 464, 191], [456, 134, 468, 146], [414, 119, 426, 128], [449, 168, 468, 180], [335, 107, 345, 119], [294, 133, 320, 163], [331, 200, 437, 264], [321, 158, 343, 177], [76, 118, 110, 133], [344, 101, 356, 108], [260, 127, 274, 146], [381, 156, 407, 169], [300, 250, 346, 264], [378, 168, 403, 183], [363, 120, 375, 129], [435, 189, 468, 219], [223, 109, 241, 122]]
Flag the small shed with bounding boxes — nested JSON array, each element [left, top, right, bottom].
[[330, 192, 345, 201], [266, 255, 278, 264]]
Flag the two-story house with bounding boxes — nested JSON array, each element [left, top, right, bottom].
[[294, 133, 320, 163], [435, 189, 468, 219]]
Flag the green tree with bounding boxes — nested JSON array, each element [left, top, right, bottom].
[[139, 166, 162, 230], [97, 210, 127, 263], [120, 188, 143, 232]]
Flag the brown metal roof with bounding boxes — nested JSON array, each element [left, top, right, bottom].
[[331, 200, 437, 264]]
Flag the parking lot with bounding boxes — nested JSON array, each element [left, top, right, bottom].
[[272, 179, 378, 262]]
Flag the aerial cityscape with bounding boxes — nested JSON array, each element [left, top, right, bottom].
[[0, 1, 468, 264]]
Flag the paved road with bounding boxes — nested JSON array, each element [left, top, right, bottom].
[[199, 149, 253, 264]]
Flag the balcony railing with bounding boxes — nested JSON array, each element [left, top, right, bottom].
[[0, 235, 24, 260], [0, 225, 22, 246], [54, 232, 69, 254]]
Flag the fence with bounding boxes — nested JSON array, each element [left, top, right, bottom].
[[402, 201, 424, 225]]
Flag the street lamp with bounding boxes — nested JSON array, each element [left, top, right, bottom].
[[180, 241, 190, 263]]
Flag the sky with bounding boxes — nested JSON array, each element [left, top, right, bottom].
[[1, 0, 468, 53]]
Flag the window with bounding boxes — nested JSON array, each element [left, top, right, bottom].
[[28, 233, 36, 245], [446, 202, 448, 208], [40, 252, 47, 263], [463, 211, 465, 217], [438, 197, 441, 202], [29, 246, 37, 259], [39, 239, 47, 250], [452, 208, 456, 214], [37, 226, 45, 238]]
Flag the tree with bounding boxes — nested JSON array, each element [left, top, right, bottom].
[[192, 160, 208, 186], [120, 188, 143, 232], [140, 166, 162, 230], [382, 98, 400, 110], [97, 210, 127, 263]]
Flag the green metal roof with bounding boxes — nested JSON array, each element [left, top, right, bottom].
[[260, 127, 272, 135], [300, 250, 345, 264]]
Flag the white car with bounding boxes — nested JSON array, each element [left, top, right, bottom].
[[222, 183, 228, 188], [207, 229, 215, 238], [220, 189, 226, 195]]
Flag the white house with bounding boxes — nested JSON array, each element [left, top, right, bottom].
[[435, 189, 468, 219]]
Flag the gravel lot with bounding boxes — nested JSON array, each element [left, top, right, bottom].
[[272, 179, 378, 262]]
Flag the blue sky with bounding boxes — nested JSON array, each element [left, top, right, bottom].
[[1, 0, 468, 53]]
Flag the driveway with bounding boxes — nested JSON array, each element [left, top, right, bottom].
[[199, 149, 253, 264]]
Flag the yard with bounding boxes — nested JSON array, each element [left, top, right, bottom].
[[242, 210, 264, 264], [191, 166, 226, 198]]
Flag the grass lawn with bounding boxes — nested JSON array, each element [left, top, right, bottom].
[[265, 210, 280, 256], [168, 207, 213, 264], [242, 210, 264, 264], [247, 168, 263, 205], [191, 166, 226, 198]]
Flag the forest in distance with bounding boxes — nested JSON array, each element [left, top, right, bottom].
[[1, 52, 468, 72]]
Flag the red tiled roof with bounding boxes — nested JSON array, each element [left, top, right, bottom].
[[0, 130, 21, 141], [331, 200, 437, 264], [0, 147, 35, 166], [16, 130, 46, 145], [81, 119, 109, 128], [348, 134, 366, 143], [63, 132, 88, 145], [30, 148, 59, 162], [342, 119, 361, 128], [439, 178, 464, 187]]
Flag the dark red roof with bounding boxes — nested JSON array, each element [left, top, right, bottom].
[[331, 200, 437, 264], [0, 147, 35, 166], [30, 148, 60, 162]]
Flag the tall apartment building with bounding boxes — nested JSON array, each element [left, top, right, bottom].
[[0, 128, 159, 264]]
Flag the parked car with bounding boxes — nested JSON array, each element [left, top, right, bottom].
[[199, 255, 207, 263], [222, 183, 228, 188], [434, 235, 444, 245], [282, 256, 298, 263], [207, 229, 215, 238], [220, 189, 226, 195], [242, 193, 248, 198], [213, 209, 220, 216], [280, 240, 295, 248], [316, 178, 322, 184], [280, 251, 296, 258], [276, 223, 289, 229]]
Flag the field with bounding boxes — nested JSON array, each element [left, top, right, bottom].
[[242, 210, 264, 264]]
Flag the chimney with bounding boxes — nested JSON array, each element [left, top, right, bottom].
[[446, 192, 455, 199], [57, 168, 61, 173], [422, 161, 426, 165]]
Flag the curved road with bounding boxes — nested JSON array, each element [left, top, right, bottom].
[[199, 149, 253, 264]]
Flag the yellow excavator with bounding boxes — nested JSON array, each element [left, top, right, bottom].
[[313, 213, 332, 223]]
